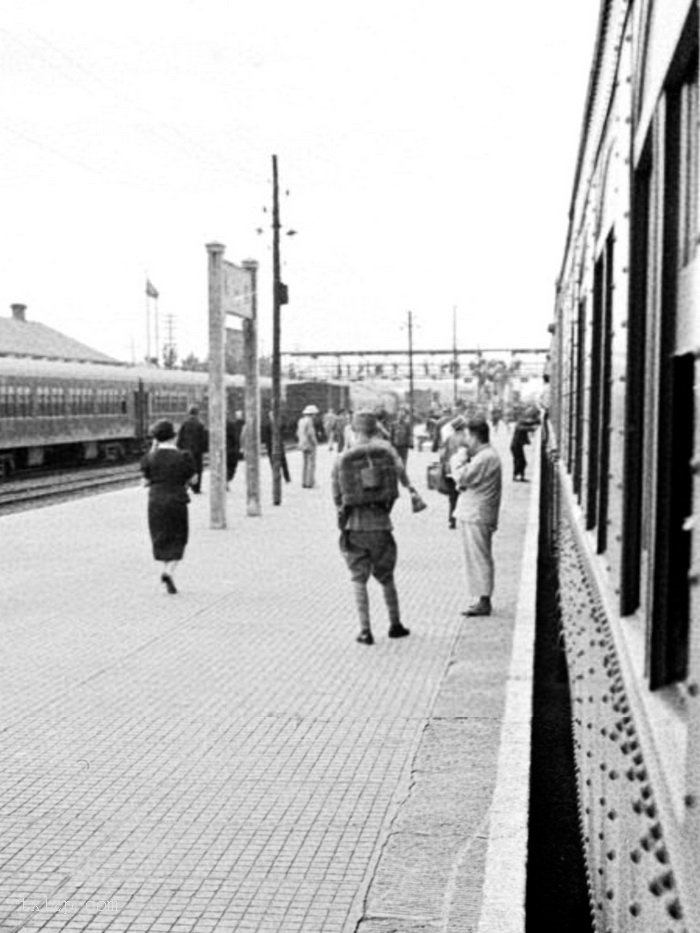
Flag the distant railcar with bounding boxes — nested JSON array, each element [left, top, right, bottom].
[[545, 2, 699, 930], [0, 358, 137, 472], [285, 380, 351, 426], [0, 357, 345, 474]]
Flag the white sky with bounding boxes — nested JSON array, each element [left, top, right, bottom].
[[0, 0, 600, 363]]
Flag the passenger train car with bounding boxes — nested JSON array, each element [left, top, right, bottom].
[[0, 356, 350, 475], [546, 1, 699, 929]]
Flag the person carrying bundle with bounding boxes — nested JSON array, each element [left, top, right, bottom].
[[332, 410, 426, 645]]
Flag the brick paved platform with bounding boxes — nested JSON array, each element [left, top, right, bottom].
[[0, 430, 537, 933]]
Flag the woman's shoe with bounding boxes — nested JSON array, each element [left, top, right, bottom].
[[161, 573, 177, 594]]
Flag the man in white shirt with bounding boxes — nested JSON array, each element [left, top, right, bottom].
[[451, 418, 503, 617]]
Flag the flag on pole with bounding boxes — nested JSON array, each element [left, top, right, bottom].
[[146, 279, 159, 299]]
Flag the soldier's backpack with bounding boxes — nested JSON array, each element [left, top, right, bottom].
[[337, 442, 399, 508]]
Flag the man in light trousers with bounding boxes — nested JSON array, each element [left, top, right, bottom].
[[297, 405, 319, 488], [451, 418, 502, 617]]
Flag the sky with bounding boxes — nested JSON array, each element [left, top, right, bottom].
[[0, 0, 600, 364]]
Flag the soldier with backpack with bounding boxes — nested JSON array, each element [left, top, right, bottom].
[[332, 410, 421, 645]]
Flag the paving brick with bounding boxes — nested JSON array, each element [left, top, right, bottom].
[[0, 437, 534, 932]]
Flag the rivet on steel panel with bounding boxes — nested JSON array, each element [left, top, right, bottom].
[[655, 846, 669, 864]]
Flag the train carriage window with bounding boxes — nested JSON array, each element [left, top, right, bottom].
[[586, 234, 614, 550], [0, 385, 12, 417], [621, 145, 651, 616], [52, 386, 63, 416], [678, 59, 698, 267], [573, 298, 586, 501], [649, 37, 697, 687], [19, 386, 32, 417]]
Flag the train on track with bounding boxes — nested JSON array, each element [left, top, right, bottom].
[[0, 357, 351, 476], [545, 1, 699, 930]]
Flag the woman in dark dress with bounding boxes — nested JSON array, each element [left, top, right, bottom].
[[141, 420, 196, 594]]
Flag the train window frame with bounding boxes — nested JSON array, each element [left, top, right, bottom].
[[573, 296, 586, 501], [648, 29, 697, 689], [621, 142, 652, 616], [678, 55, 698, 267]]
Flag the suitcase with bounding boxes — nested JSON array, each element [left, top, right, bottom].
[[426, 461, 441, 491]]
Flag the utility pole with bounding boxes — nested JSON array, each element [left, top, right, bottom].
[[407, 310, 415, 424], [271, 154, 283, 506], [206, 241, 227, 529], [452, 305, 458, 406], [242, 259, 261, 517]]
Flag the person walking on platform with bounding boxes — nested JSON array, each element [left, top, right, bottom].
[[297, 404, 319, 488], [510, 418, 531, 481], [177, 405, 208, 493], [226, 410, 245, 487], [334, 409, 350, 452], [259, 411, 291, 483], [389, 405, 413, 466], [323, 409, 338, 451], [141, 420, 196, 595], [438, 415, 468, 529], [332, 410, 418, 645], [451, 418, 502, 617]]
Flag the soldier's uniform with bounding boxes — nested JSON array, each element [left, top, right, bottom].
[[332, 413, 414, 645]]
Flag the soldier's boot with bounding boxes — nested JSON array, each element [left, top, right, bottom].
[[353, 582, 374, 645]]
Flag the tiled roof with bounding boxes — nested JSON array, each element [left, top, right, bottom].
[[0, 317, 118, 364]]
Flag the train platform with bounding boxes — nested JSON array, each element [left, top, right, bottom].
[[0, 429, 538, 933]]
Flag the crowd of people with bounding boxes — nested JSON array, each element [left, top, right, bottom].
[[139, 399, 539, 638]]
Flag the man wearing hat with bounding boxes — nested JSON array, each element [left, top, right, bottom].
[[297, 404, 319, 488], [176, 405, 208, 494], [332, 410, 416, 645]]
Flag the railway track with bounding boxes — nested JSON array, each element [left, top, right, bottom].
[[0, 464, 142, 515]]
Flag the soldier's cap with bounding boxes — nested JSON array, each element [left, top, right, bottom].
[[451, 415, 468, 431], [352, 411, 378, 435]]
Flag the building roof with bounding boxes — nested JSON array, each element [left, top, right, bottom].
[[0, 310, 119, 364]]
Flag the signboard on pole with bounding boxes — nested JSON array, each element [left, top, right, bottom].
[[223, 260, 253, 319]]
